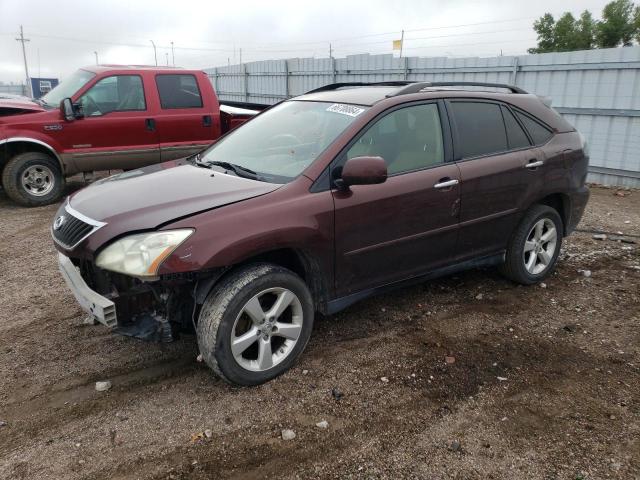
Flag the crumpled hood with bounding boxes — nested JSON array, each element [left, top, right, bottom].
[[0, 95, 46, 115], [68, 161, 280, 235]]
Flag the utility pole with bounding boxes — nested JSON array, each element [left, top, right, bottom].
[[170, 41, 175, 66], [399, 29, 404, 58], [94, 51, 99, 65], [329, 43, 332, 59], [16, 25, 32, 97], [150, 40, 157, 66], [239, 47, 242, 65]]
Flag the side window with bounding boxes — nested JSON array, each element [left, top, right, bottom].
[[80, 75, 146, 116], [346, 103, 444, 175], [449, 102, 508, 158], [501, 106, 531, 150], [514, 111, 553, 145], [156, 74, 203, 109]]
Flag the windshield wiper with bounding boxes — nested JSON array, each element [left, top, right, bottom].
[[199, 160, 261, 180]]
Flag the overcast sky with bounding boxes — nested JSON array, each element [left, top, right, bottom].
[[1, 0, 613, 84]]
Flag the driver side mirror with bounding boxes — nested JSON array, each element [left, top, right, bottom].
[[335, 156, 387, 190], [60, 98, 83, 121]]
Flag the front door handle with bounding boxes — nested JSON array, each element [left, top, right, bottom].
[[434, 178, 459, 189], [145, 118, 156, 131], [202, 115, 212, 127], [525, 159, 544, 169]]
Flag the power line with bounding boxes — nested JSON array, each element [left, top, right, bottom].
[[0, 16, 538, 53]]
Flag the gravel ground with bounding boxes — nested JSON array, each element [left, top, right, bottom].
[[0, 183, 638, 480]]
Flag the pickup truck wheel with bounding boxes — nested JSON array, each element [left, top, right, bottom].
[[197, 263, 314, 386], [2, 152, 65, 207], [500, 204, 563, 285]]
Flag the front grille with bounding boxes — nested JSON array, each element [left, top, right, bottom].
[[52, 202, 104, 249]]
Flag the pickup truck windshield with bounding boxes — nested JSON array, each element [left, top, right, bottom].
[[198, 101, 367, 183], [41, 69, 96, 107]]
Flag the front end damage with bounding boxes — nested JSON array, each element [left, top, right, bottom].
[[58, 253, 222, 342]]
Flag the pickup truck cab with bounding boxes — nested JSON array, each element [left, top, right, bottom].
[[0, 65, 259, 206]]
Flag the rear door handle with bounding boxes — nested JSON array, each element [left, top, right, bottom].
[[525, 159, 544, 169], [145, 118, 156, 131], [202, 115, 212, 127], [434, 178, 459, 189]]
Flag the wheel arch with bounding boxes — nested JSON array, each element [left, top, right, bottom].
[[0, 138, 64, 174], [532, 192, 571, 236], [196, 247, 330, 314]]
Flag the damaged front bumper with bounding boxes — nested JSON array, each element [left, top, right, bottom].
[[57, 253, 213, 342], [58, 253, 117, 327]]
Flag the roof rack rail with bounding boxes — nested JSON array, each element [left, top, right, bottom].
[[388, 81, 528, 97], [305, 81, 412, 94]]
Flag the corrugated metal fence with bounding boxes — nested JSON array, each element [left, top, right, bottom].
[[205, 46, 640, 187], [0, 84, 27, 96]]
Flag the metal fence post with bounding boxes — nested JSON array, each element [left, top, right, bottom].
[[285, 59, 290, 99], [332, 57, 337, 84], [244, 63, 249, 102], [404, 56, 409, 81], [511, 57, 519, 86]]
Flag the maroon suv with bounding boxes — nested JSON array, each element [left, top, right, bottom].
[[52, 81, 589, 385]]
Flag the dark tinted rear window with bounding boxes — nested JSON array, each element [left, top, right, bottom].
[[501, 106, 530, 149], [515, 111, 553, 145], [155, 74, 203, 109], [450, 102, 507, 158]]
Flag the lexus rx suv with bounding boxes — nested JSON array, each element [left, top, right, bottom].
[[52, 81, 589, 386]]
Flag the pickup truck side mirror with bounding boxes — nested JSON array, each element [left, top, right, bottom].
[[336, 156, 388, 189], [60, 98, 83, 121]]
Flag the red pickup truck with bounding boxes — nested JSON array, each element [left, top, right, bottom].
[[0, 65, 262, 206]]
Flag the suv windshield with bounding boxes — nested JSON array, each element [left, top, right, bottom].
[[41, 69, 96, 107], [198, 101, 367, 183]]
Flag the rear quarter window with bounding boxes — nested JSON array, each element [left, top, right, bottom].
[[514, 110, 553, 145], [155, 74, 203, 109]]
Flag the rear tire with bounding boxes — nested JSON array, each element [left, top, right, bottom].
[[500, 204, 563, 285], [197, 263, 314, 386], [1, 152, 65, 207]]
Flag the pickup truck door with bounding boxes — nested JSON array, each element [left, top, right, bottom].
[[153, 73, 220, 161], [61, 74, 161, 171]]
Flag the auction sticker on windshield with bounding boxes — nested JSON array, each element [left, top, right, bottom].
[[326, 104, 365, 117]]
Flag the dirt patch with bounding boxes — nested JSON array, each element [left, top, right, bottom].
[[0, 185, 638, 479]]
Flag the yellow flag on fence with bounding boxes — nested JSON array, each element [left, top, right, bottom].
[[393, 39, 403, 50]]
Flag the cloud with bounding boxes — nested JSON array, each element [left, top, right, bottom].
[[0, 0, 615, 84]]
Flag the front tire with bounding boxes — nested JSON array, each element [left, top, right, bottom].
[[1, 152, 65, 207], [500, 205, 563, 285], [197, 263, 314, 386]]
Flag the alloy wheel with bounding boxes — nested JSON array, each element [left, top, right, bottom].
[[230, 287, 304, 372], [523, 218, 558, 275]]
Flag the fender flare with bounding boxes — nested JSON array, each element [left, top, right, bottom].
[[0, 137, 65, 173]]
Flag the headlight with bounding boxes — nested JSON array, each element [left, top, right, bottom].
[[95, 229, 193, 278]]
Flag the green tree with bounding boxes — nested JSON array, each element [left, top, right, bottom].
[[596, 0, 636, 47], [528, 13, 557, 53], [575, 11, 597, 49], [634, 5, 640, 43], [554, 13, 578, 50], [528, 11, 596, 53]]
